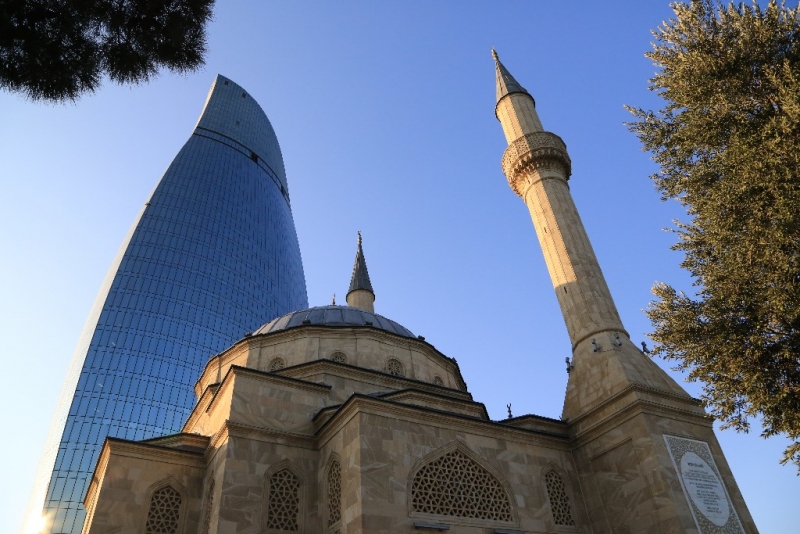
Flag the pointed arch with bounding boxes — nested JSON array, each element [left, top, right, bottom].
[[408, 441, 517, 526], [541, 463, 577, 528], [141, 477, 187, 534], [263, 459, 306, 532], [324, 452, 343, 530]]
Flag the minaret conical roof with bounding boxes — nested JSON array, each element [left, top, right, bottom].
[[348, 232, 374, 295], [493, 49, 531, 105]]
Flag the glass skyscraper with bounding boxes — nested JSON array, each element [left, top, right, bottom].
[[23, 75, 308, 534]]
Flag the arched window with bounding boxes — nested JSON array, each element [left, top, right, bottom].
[[544, 470, 575, 526], [433, 376, 444, 386], [201, 477, 215, 534], [267, 468, 300, 531], [386, 358, 404, 377], [145, 485, 181, 534], [411, 448, 512, 522], [269, 357, 286, 371], [327, 460, 342, 527]]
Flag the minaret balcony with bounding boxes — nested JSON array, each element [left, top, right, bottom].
[[501, 131, 572, 196]]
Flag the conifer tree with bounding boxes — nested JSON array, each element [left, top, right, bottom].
[[627, 0, 800, 469], [0, 0, 214, 102]]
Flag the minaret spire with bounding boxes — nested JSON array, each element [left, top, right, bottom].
[[493, 49, 530, 104], [492, 50, 544, 141], [346, 231, 375, 313]]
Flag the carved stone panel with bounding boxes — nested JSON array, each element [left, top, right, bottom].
[[664, 435, 745, 534]]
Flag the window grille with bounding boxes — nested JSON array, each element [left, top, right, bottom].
[[201, 478, 215, 534], [267, 469, 300, 531], [269, 357, 286, 371], [386, 358, 404, 377], [330, 351, 347, 364], [411, 449, 512, 522], [145, 485, 181, 534], [544, 470, 575, 526], [327, 461, 342, 527]]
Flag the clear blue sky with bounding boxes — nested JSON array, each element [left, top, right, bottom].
[[1, 2, 797, 532]]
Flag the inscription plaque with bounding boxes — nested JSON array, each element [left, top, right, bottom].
[[664, 435, 744, 534]]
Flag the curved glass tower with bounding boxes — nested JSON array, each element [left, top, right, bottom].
[[24, 75, 308, 534]]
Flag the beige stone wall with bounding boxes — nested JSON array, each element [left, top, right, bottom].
[[82, 443, 205, 534], [571, 409, 757, 534], [326, 405, 587, 534]]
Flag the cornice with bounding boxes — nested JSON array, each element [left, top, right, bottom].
[[279, 360, 473, 401], [195, 321, 470, 394], [567, 385, 712, 445], [567, 382, 703, 428], [104, 437, 206, 466], [378, 388, 490, 420], [141, 432, 210, 452], [205, 364, 331, 417], [315, 393, 571, 450], [224, 420, 317, 450]]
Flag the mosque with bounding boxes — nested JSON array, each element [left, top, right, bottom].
[[79, 53, 756, 534]]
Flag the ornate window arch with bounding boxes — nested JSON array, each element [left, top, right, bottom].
[[325, 455, 342, 529], [543, 465, 576, 527], [142, 477, 187, 534], [386, 358, 405, 377], [264, 460, 305, 532], [409, 442, 516, 527], [433, 375, 444, 386], [268, 357, 286, 371]]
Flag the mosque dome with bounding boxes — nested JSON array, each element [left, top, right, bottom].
[[253, 305, 415, 338]]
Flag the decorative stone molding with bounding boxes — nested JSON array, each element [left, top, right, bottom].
[[501, 132, 572, 196]]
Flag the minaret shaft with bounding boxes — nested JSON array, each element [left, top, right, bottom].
[[497, 97, 625, 348], [496, 93, 544, 142], [518, 166, 626, 347]]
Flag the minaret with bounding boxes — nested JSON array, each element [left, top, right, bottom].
[[492, 50, 694, 420], [346, 231, 375, 313], [493, 52, 756, 534]]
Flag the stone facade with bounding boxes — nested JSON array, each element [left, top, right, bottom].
[[80, 56, 758, 534]]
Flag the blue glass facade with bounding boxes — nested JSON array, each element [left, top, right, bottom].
[[25, 76, 308, 534]]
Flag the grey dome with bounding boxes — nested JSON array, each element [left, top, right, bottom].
[[254, 305, 415, 338]]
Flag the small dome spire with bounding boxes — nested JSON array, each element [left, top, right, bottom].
[[493, 49, 532, 105], [347, 231, 375, 312]]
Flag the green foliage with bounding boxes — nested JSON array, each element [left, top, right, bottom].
[[627, 0, 800, 470], [0, 0, 214, 102]]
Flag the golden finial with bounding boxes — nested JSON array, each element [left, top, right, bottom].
[[492, 48, 499, 61]]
